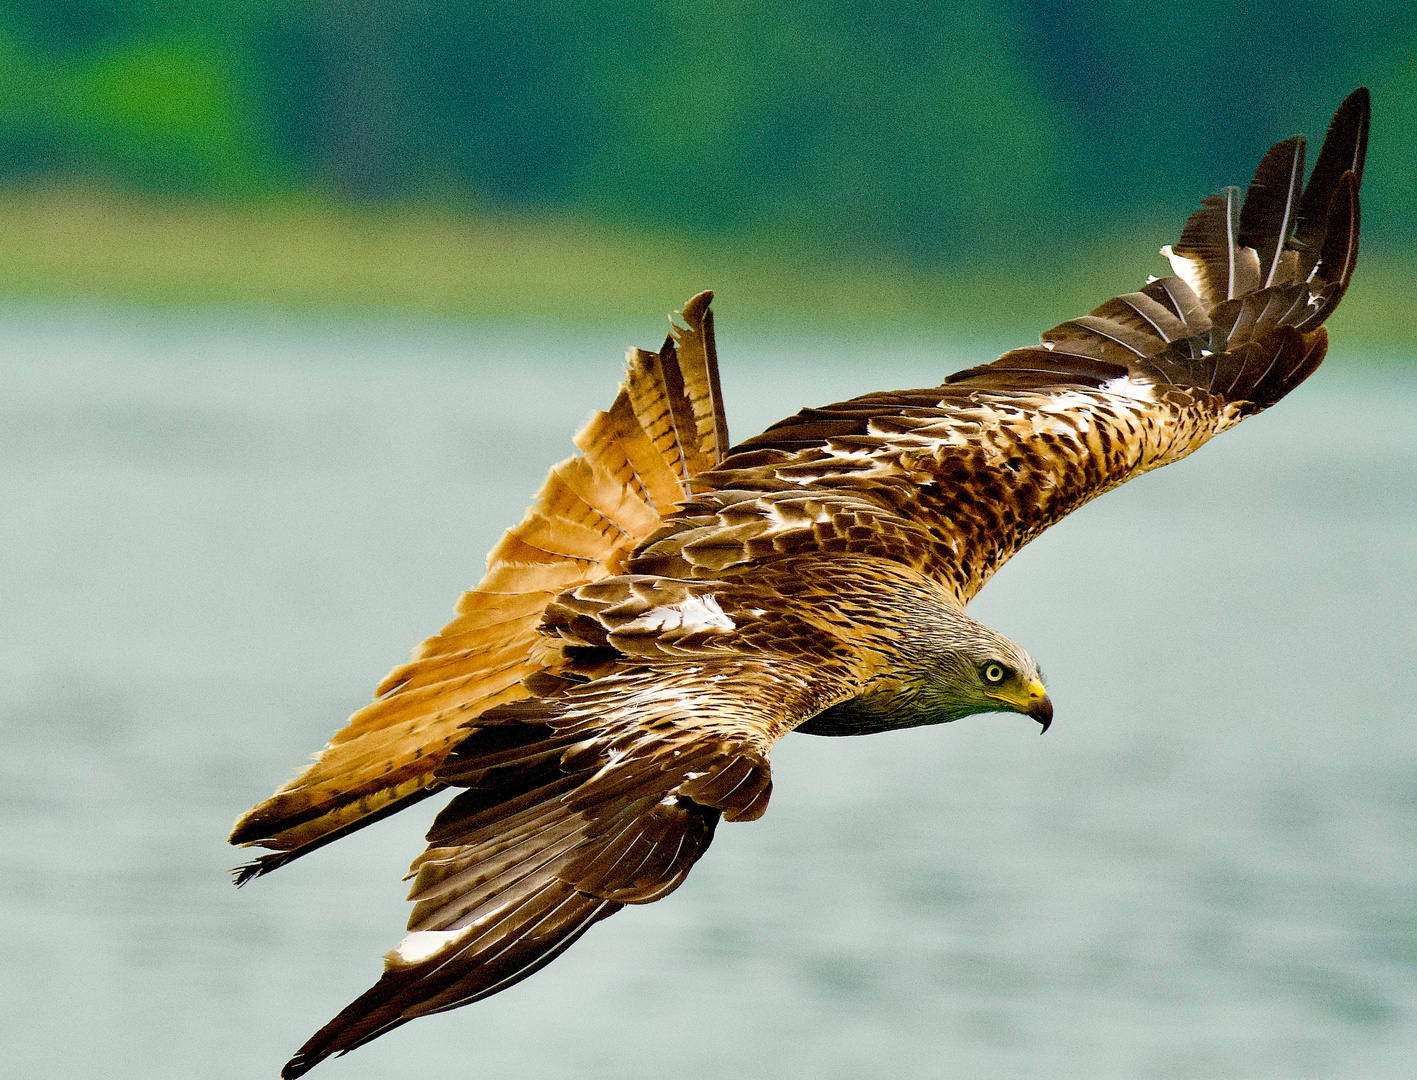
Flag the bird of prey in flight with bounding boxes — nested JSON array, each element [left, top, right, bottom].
[[232, 90, 1368, 1076]]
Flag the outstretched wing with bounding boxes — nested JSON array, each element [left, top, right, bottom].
[[280, 544, 918, 1074], [256, 90, 1367, 1076], [230, 292, 728, 879], [654, 90, 1366, 605], [280, 631, 856, 1077]]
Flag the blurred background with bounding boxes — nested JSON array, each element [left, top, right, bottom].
[[1, 4, 1415, 1080], [0, 0, 1415, 332]]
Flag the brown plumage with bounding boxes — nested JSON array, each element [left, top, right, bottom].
[[231, 90, 1369, 1077], [228, 292, 727, 881]]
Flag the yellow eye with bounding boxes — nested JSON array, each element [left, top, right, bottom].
[[982, 662, 1006, 685]]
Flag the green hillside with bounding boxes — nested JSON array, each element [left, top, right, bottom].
[[0, 2, 1414, 337]]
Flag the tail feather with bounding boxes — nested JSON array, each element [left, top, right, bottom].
[[276, 679, 742, 1077], [229, 294, 727, 877], [231, 785, 441, 886]]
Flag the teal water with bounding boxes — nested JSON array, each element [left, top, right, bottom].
[[1, 306, 1413, 1079]]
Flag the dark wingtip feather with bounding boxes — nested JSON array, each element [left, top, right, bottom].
[[1308, 87, 1370, 192], [1332, 87, 1371, 182], [281, 890, 621, 1077], [680, 288, 714, 323], [1138, 91, 1363, 409], [1294, 87, 1370, 271], [281, 966, 438, 1076], [1319, 170, 1362, 291], [1239, 136, 1306, 288], [1295, 169, 1361, 331], [1171, 185, 1253, 303]]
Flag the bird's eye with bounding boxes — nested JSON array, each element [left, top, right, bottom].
[[982, 662, 1007, 685]]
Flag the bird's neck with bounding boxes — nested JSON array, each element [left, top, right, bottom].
[[793, 671, 978, 736]]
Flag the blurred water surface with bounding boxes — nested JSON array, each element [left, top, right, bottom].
[[1, 305, 1413, 1080]]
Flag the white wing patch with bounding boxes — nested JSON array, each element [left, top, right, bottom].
[[1100, 376, 1157, 402], [385, 928, 468, 969], [624, 595, 736, 634], [1161, 244, 1208, 302]]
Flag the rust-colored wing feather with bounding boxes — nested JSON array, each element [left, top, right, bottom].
[[243, 91, 1368, 1077], [279, 561, 881, 1076], [229, 292, 727, 880], [280, 550, 976, 1075]]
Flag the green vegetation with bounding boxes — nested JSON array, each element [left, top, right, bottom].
[[0, 183, 1410, 345], [0, 2, 1414, 338]]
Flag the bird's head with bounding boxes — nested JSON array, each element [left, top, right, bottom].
[[797, 609, 1052, 736], [920, 631, 1052, 732]]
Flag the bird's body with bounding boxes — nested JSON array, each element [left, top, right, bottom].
[[232, 90, 1370, 1076]]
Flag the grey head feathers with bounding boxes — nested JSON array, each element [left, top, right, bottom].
[[797, 607, 1047, 736]]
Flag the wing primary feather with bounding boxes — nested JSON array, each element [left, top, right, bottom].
[[1108, 293, 1182, 342], [1141, 276, 1211, 334], [1239, 136, 1306, 288], [260, 95, 1373, 1076], [232, 294, 732, 872], [1169, 185, 1251, 303], [1294, 87, 1370, 276], [282, 889, 618, 1078], [425, 893, 618, 1006], [1296, 170, 1361, 330], [652, 337, 698, 486], [1225, 186, 1238, 299], [666, 290, 728, 470]]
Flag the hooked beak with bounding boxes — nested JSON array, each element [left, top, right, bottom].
[[1020, 677, 1052, 733], [985, 676, 1053, 732], [1028, 688, 1053, 733]]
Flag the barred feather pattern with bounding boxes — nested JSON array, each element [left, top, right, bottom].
[[245, 91, 1368, 1077], [229, 291, 727, 878], [281, 555, 985, 1076], [706, 89, 1365, 605]]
